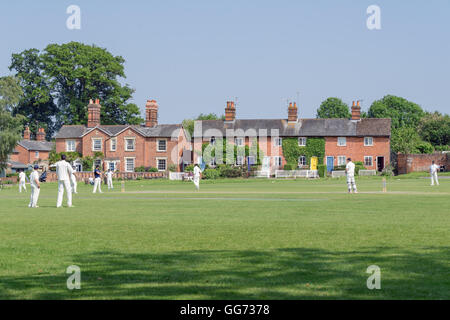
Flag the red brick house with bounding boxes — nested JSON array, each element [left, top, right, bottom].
[[55, 99, 191, 172], [193, 101, 391, 172], [9, 126, 54, 171]]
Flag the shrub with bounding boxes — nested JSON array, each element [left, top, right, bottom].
[[218, 165, 244, 178], [317, 164, 326, 177], [415, 141, 434, 154], [435, 145, 450, 152], [147, 167, 158, 172], [168, 164, 177, 172], [135, 166, 146, 172], [283, 163, 295, 171], [355, 164, 366, 175], [203, 169, 220, 180], [380, 164, 395, 176], [184, 164, 194, 172]]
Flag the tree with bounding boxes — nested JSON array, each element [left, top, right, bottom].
[[0, 77, 25, 170], [0, 76, 22, 111], [182, 113, 225, 137], [9, 49, 57, 138], [9, 42, 143, 133], [390, 127, 433, 154], [418, 111, 450, 147], [368, 95, 425, 130], [316, 98, 351, 119]]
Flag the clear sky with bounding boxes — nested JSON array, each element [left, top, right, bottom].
[[1, 0, 449, 123]]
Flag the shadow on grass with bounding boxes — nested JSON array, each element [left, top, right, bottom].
[[0, 247, 448, 299]]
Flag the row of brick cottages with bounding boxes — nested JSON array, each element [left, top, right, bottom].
[[8, 99, 391, 174]]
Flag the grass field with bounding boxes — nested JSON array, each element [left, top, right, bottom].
[[0, 175, 449, 299]]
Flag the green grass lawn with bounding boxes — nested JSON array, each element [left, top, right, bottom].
[[0, 176, 449, 299]]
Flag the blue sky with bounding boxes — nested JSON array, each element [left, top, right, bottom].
[[1, 0, 449, 123]]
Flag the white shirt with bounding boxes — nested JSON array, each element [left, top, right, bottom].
[[346, 161, 355, 176], [19, 171, 26, 182], [30, 170, 39, 187], [106, 171, 113, 180], [55, 160, 74, 181], [430, 164, 439, 174], [193, 166, 202, 177]]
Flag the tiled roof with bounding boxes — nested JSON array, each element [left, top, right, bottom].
[[193, 118, 391, 138], [55, 124, 183, 139], [18, 140, 54, 151]]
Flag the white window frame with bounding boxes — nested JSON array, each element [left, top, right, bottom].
[[236, 155, 244, 166], [66, 140, 76, 152], [92, 138, 102, 152], [156, 157, 167, 171], [337, 156, 346, 166], [274, 137, 283, 147], [247, 156, 256, 165], [125, 157, 135, 172], [110, 138, 117, 151], [364, 137, 374, 146], [274, 156, 282, 167], [298, 155, 307, 167], [298, 137, 307, 147], [337, 137, 347, 147], [364, 156, 373, 167], [35, 151, 39, 158], [157, 139, 167, 152], [108, 161, 116, 171], [234, 137, 244, 147], [125, 137, 136, 152], [94, 159, 102, 169]]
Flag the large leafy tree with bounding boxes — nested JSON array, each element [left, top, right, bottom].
[[9, 49, 57, 138], [182, 113, 225, 137], [0, 76, 25, 170], [368, 95, 425, 130], [316, 98, 351, 119], [418, 111, 450, 147], [9, 42, 143, 134]]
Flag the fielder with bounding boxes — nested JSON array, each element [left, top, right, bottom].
[[106, 169, 114, 189], [70, 168, 78, 194], [93, 165, 103, 193], [28, 165, 40, 208], [345, 158, 358, 194], [56, 154, 74, 208], [18, 170, 27, 192], [430, 160, 440, 186], [193, 164, 202, 191]]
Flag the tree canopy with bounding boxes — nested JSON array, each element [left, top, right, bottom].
[[418, 112, 450, 147], [0, 77, 25, 170], [9, 42, 143, 138], [368, 95, 425, 130], [316, 98, 351, 119], [182, 113, 225, 137]]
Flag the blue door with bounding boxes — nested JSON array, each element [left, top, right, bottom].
[[326, 156, 334, 173]]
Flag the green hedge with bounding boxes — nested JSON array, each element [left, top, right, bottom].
[[317, 164, 326, 177], [203, 169, 220, 179]]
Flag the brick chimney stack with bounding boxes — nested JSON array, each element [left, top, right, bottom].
[[23, 126, 31, 140], [36, 127, 46, 141], [288, 102, 298, 123], [87, 99, 101, 127], [351, 100, 361, 121], [145, 100, 158, 127], [225, 101, 236, 122]]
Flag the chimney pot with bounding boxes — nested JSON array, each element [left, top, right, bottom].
[[145, 99, 158, 127], [225, 101, 236, 122], [288, 101, 298, 123], [87, 99, 101, 127], [36, 127, 46, 141], [351, 100, 361, 121]]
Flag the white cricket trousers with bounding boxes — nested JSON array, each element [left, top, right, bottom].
[[193, 176, 200, 190], [19, 181, 26, 192], [93, 177, 102, 193], [71, 178, 77, 194], [57, 179, 72, 207], [29, 185, 40, 208], [107, 178, 113, 189], [347, 175, 357, 192], [431, 172, 439, 186]]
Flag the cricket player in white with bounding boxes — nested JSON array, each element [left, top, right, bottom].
[[28, 164, 40, 208], [70, 169, 78, 194], [430, 160, 440, 186], [345, 158, 358, 194], [193, 164, 202, 191], [18, 170, 27, 192], [55, 154, 74, 208], [106, 169, 114, 189]]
